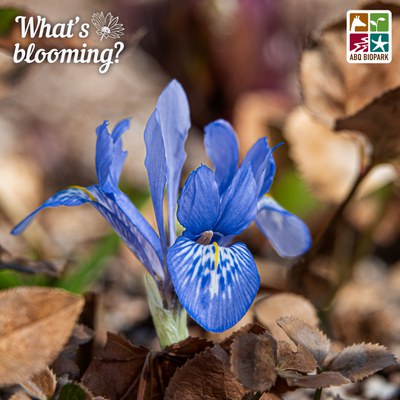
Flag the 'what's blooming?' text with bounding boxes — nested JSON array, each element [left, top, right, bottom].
[[13, 15, 125, 74]]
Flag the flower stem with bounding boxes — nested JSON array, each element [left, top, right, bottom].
[[250, 392, 262, 400], [144, 273, 189, 348], [314, 388, 322, 400], [289, 166, 371, 292]]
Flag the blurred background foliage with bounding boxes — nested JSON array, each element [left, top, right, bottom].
[[0, 0, 398, 371]]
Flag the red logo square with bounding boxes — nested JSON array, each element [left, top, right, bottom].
[[349, 33, 369, 52]]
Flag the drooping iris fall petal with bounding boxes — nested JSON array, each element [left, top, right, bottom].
[[167, 236, 260, 332]]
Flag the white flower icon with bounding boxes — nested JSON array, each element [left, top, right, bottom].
[[91, 12, 124, 41]]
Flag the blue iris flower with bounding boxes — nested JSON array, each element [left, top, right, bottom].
[[11, 79, 311, 334], [11, 80, 191, 293], [167, 120, 311, 332]]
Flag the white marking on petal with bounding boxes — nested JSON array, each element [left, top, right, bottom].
[[168, 236, 260, 332]]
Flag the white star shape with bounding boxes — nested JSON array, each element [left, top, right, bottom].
[[371, 35, 389, 51]]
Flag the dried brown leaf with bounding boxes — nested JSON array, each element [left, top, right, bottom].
[[282, 370, 350, 389], [0, 287, 83, 386], [137, 352, 152, 400], [156, 336, 214, 384], [327, 343, 398, 382], [165, 345, 248, 400], [81, 332, 149, 400], [62, 323, 94, 353], [20, 367, 56, 399], [233, 91, 291, 157], [277, 317, 330, 366], [230, 332, 277, 392], [220, 323, 266, 351], [9, 393, 31, 400], [163, 336, 213, 355], [51, 357, 80, 378], [254, 293, 319, 343], [18, 381, 45, 400], [135, 336, 214, 399], [255, 294, 319, 326], [277, 341, 317, 374], [284, 107, 362, 203], [51, 323, 94, 378], [259, 394, 281, 400], [335, 87, 400, 163], [329, 281, 394, 346], [83, 334, 212, 400], [30, 367, 56, 398]]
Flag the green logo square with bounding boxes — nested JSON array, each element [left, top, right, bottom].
[[370, 13, 389, 32], [370, 33, 389, 52]]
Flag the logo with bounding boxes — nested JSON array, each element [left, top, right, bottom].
[[347, 10, 392, 63]]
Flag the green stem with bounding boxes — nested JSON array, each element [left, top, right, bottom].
[[144, 273, 189, 348], [314, 388, 322, 400]]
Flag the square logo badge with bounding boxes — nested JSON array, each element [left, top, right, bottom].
[[347, 10, 392, 63]]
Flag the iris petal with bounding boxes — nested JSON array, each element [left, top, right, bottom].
[[177, 165, 220, 236], [144, 110, 168, 252], [167, 236, 260, 332], [111, 118, 130, 142], [11, 187, 91, 235], [88, 186, 165, 280], [214, 163, 258, 236], [255, 197, 312, 258], [156, 80, 190, 245], [11, 185, 165, 281], [95, 119, 129, 193], [204, 120, 239, 194], [241, 137, 276, 197]]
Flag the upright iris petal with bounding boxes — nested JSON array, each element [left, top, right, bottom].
[[214, 163, 258, 236], [144, 110, 168, 253], [12, 119, 165, 282], [204, 120, 238, 195], [155, 80, 190, 245], [96, 119, 129, 193], [177, 165, 220, 237], [241, 138, 276, 198]]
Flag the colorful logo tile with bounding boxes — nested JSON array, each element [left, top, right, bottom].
[[370, 13, 389, 32], [347, 10, 391, 63], [349, 13, 369, 32], [349, 34, 369, 52], [370, 33, 389, 52]]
